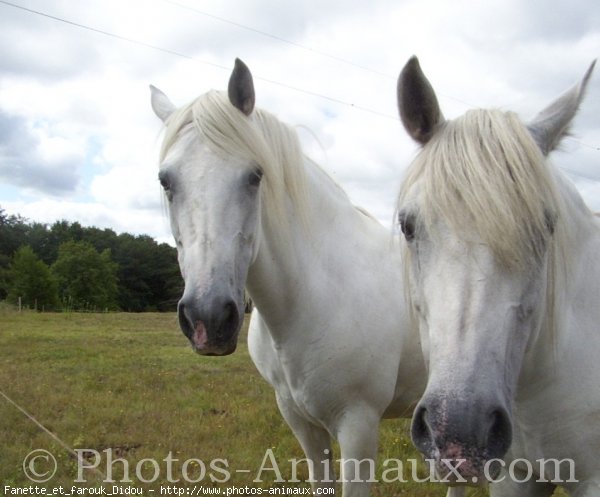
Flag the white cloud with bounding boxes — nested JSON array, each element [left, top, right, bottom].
[[2, 197, 172, 240], [0, 0, 598, 241], [0, 110, 85, 195]]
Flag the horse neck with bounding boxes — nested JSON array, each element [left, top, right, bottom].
[[549, 169, 599, 304], [246, 155, 371, 330]]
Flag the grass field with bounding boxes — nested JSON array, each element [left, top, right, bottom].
[[0, 309, 566, 496]]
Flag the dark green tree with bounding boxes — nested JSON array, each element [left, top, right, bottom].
[[25, 222, 53, 264], [112, 233, 182, 311], [6, 245, 59, 310], [0, 208, 28, 256], [51, 240, 119, 311], [0, 208, 29, 299], [148, 241, 183, 311], [1, 205, 182, 312]]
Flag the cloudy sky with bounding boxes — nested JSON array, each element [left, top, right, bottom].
[[1, 0, 598, 244]]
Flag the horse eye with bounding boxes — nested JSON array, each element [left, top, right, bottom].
[[248, 169, 263, 187], [158, 171, 170, 190], [158, 172, 173, 201], [399, 212, 417, 242]]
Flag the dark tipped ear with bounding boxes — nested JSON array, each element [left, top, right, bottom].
[[397, 56, 444, 144], [228, 58, 255, 116], [528, 60, 596, 156]]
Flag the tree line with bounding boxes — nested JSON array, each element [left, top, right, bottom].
[[0, 207, 183, 312]]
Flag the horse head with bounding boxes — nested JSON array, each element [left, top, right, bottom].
[[396, 56, 595, 484], [151, 59, 261, 355]]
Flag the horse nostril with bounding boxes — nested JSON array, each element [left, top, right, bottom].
[[411, 404, 434, 454], [486, 408, 512, 460], [223, 300, 236, 318], [217, 300, 239, 340], [177, 299, 194, 339]]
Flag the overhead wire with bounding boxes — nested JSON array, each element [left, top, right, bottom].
[[0, 0, 597, 150], [0, 0, 398, 121], [162, 0, 600, 151], [159, 0, 395, 80], [158, 0, 477, 110]]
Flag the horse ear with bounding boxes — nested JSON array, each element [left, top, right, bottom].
[[397, 56, 444, 144], [150, 85, 176, 123], [228, 58, 255, 116], [528, 60, 596, 156]]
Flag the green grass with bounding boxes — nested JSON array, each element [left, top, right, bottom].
[[0, 309, 567, 496]]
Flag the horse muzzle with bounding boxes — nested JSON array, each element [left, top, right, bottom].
[[411, 393, 512, 485], [177, 294, 242, 356]]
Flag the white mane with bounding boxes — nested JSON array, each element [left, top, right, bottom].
[[398, 109, 567, 269], [396, 108, 600, 340], [160, 90, 309, 230]]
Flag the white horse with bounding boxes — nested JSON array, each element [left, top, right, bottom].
[[395, 56, 600, 496], [150, 59, 426, 497]]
